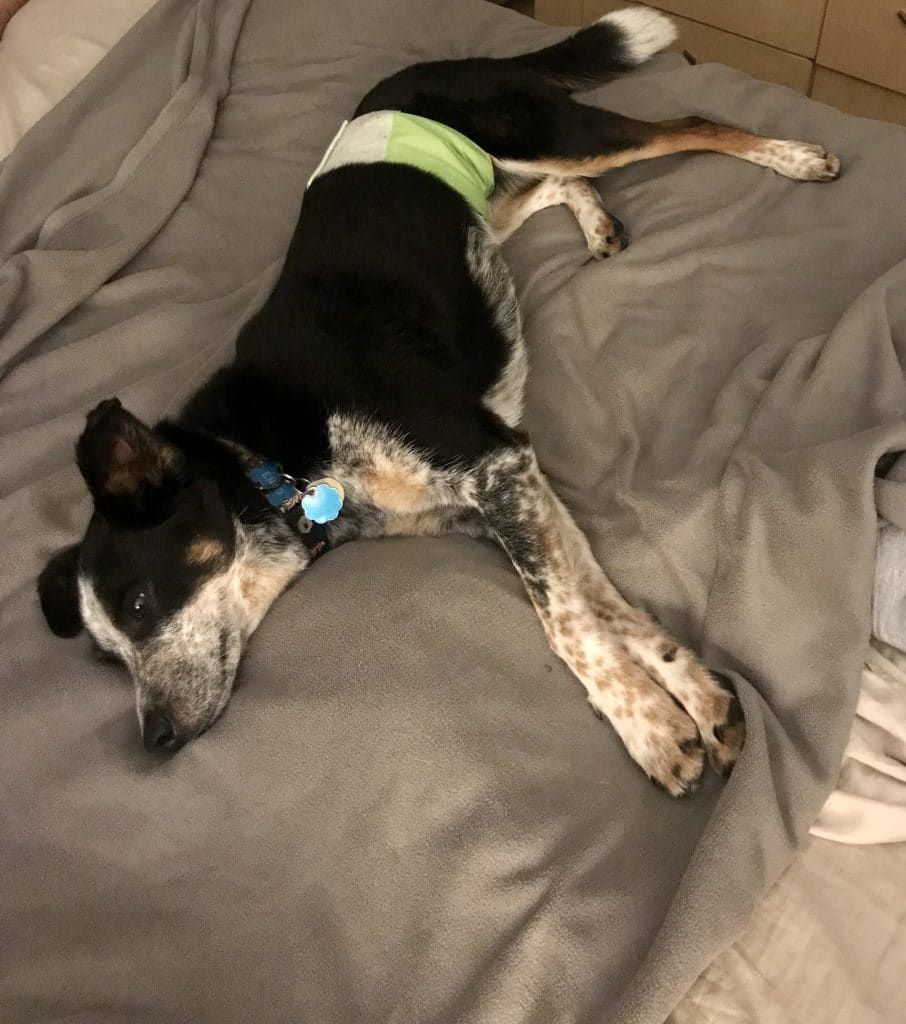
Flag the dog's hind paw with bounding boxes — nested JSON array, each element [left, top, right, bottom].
[[587, 212, 628, 259], [753, 140, 841, 182]]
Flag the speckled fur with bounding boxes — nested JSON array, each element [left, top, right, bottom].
[[472, 445, 724, 795], [464, 225, 527, 427]]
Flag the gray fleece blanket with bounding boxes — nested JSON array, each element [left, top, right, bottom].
[[3, 2, 906, 1022]]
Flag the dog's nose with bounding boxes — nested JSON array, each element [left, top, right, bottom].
[[142, 709, 182, 753]]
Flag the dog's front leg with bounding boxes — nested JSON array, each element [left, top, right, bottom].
[[473, 444, 742, 795]]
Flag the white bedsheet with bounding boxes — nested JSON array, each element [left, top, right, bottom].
[[669, 836, 906, 1024], [811, 638, 906, 844], [0, 0, 156, 160]]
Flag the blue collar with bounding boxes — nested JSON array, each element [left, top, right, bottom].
[[246, 461, 344, 561]]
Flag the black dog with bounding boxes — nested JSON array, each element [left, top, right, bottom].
[[39, 8, 838, 793]]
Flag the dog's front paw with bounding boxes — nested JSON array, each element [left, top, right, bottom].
[[703, 672, 746, 776], [638, 702, 706, 798], [617, 636, 746, 779], [675, 664, 746, 777], [592, 683, 705, 797]]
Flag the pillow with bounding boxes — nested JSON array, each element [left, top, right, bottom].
[[0, 0, 156, 160], [0, 0, 30, 36]]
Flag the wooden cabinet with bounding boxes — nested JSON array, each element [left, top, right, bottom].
[[534, 0, 906, 126], [583, 0, 812, 91], [818, 0, 906, 95], [619, 0, 828, 57], [812, 67, 906, 125]]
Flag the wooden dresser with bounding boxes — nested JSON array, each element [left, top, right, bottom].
[[535, 0, 906, 126]]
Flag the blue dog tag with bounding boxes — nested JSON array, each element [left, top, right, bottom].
[[301, 478, 345, 524], [265, 480, 300, 509], [248, 462, 282, 490]]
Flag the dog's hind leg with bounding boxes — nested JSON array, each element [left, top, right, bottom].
[[489, 175, 627, 258], [497, 113, 840, 183], [489, 110, 838, 249], [471, 443, 745, 794]]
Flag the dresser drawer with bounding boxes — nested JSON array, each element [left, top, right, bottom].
[[812, 67, 906, 127], [818, 0, 906, 95], [627, 0, 828, 57], [536, 1, 828, 56], [582, 2, 813, 91]]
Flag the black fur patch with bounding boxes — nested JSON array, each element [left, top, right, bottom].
[[37, 543, 83, 638]]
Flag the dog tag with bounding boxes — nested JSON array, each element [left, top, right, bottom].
[[265, 480, 300, 510], [248, 462, 283, 490], [301, 478, 345, 524]]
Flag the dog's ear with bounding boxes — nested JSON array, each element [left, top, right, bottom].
[[37, 543, 84, 637], [75, 398, 186, 521]]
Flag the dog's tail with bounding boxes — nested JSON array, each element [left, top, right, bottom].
[[512, 6, 677, 91]]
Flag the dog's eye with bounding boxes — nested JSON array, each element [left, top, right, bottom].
[[121, 585, 155, 636], [128, 591, 148, 619]]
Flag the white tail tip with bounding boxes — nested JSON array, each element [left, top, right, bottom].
[[598, 6, 677, 64]]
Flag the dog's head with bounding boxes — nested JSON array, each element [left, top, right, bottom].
[[38, 399, 305, 752]]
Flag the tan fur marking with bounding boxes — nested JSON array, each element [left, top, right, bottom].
[[104, 466, 146, 495], [104, 435, 179, 495], [238, 562, 295, 618], [186, 538, 226, 566], [105, 455, 163, 495], [382, 510, 444, 537], [361, 463, 429, 513]]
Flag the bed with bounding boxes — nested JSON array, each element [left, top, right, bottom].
[[2, 2, 905, 1022]]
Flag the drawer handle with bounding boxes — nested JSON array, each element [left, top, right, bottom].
[[682, 49, 697, 65], [899, 9, 906, 25]]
